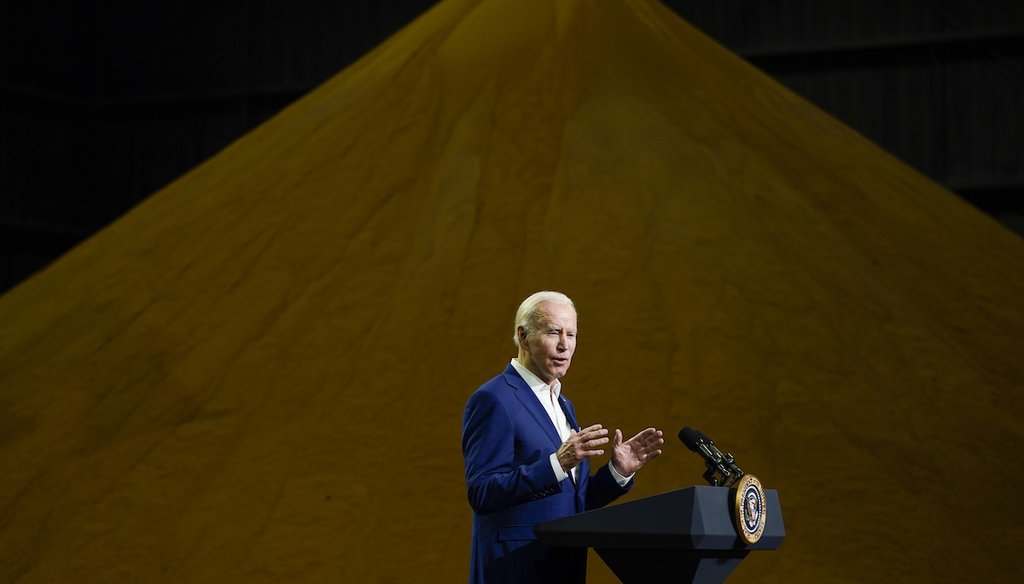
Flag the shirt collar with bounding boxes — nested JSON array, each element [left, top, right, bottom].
[[510, 358, 562, 399]]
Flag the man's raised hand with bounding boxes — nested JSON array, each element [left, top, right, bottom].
[[556, 424, 609, 473], [611, 427, 664, 476]]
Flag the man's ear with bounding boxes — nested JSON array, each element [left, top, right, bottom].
[[517, 326, 528, 347]]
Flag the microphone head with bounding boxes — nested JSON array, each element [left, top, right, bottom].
[[678, 426, 702, 452], [696, 430, 714, 445]]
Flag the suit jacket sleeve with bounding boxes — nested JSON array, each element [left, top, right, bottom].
[[585, 461, 632, 510], [462, 389, 562, 515]]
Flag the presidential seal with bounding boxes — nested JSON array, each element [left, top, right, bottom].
[[733, 474, 766, 545]]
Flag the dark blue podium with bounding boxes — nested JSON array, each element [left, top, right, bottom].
[[534, 486, 785, 583]]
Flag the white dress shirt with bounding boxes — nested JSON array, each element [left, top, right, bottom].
[[510, 359, 632, 487]]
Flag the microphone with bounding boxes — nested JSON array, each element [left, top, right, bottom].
[[696, 429, 743, 481], [677, 427, 709, 455], [677, 426, 744, 487]]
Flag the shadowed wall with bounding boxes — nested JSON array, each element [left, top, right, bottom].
[[1, 0, 1022, 582]]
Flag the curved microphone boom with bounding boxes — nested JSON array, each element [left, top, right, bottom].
[[678, 426, 744, 487]]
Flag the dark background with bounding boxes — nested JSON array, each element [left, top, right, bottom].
[[2, 0, 1022, 294]]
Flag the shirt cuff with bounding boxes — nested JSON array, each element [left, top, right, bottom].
[[549, 453, 569, 482], [608, 461, 634, 487]]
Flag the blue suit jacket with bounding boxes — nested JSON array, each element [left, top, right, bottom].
[[462, 364, 632, 584]]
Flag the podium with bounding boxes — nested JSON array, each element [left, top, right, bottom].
[[534, 486, 785, 583]]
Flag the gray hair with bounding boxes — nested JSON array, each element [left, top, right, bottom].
[[512, 291, 575, 348]]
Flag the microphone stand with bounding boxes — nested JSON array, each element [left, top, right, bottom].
[[697, 438, 744, 487]]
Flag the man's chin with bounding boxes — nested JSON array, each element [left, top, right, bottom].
[[549, 362, 570, 376]]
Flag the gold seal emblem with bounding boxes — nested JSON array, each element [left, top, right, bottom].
[[733, 474, 766, 545]]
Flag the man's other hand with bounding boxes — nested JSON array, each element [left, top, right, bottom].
[[611, 427, 664, 476], [556, 424, 609, 472]]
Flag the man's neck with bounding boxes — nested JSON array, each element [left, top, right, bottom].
[[513, 356, 558, 390]]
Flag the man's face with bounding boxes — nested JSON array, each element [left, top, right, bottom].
[[520, 301, 577, 384]]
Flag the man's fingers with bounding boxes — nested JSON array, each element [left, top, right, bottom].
[[567, 426, 664, 465], [644, 433, 665, 449], [578, 425, 608, 441], [629, 428, 664, 448], [642, 449, 663, 464], [577, 434, 606, 452], [631, 427, 660, 442]]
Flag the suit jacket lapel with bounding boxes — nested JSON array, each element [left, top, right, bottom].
[[503, 365, 564, 450], [558, 395, 584, 491], [558, 395, 579, 431]]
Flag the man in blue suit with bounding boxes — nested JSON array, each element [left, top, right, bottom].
[[462, 291, 664, 583]]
